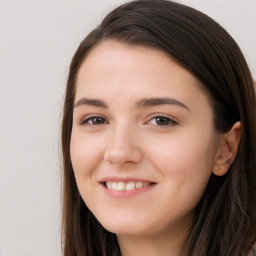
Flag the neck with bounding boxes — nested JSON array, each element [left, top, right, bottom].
[[117, 217, 192, 256], [118, 236, 183, 256]]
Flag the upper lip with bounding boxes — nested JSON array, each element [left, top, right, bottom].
[[98, 176, 156, 183]]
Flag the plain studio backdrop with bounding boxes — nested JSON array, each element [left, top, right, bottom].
[[0, 0, 255, 255]]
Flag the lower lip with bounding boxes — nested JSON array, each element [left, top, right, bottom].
[[101, 183, 156, 198]]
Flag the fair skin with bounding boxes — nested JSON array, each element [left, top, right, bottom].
[[70, 40, 241, 256]]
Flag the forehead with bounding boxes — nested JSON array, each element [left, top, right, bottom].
[[75, 40, 212, 112]]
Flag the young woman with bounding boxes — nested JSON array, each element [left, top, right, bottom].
[[61, 1, 256, 255]]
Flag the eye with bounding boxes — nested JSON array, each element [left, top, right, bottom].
[[81, 116, 108, 125], [149, 116, 177, 126]]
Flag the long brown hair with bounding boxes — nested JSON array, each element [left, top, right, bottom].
[[61, 1, 256, 255]]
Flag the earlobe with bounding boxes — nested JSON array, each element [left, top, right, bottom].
[[213, 121, 242, 176]]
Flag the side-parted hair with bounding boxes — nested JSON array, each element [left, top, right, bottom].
[[61, 1, 256, 255]]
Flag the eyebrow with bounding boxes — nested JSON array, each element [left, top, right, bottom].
[[73, 97, 189, 111], [136, 97, 190, 111], [73, 98, 108, 108]]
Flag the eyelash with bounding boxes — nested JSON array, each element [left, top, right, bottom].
[[81, 116, 108, 125], [148, 115, 178, 126], [81, 115, 177, 126]]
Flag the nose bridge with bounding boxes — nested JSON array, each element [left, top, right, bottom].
[[104, 120, 142, 165], [114, 120, 133, 144]]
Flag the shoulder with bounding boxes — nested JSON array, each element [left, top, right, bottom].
[[248, 242, 256, 256]]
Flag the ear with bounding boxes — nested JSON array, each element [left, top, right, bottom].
[[213, 121, 242, 176]]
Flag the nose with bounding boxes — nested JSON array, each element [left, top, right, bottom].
[[103, 125, 143, 166]]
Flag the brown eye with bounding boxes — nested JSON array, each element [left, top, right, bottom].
[[149, 116, 177, 126], [155, 117, 171, 125], [82, 116, 107, 125]]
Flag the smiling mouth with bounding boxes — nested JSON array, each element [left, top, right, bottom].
[[104, 181, 153, 191]]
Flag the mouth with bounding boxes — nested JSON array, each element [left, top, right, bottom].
[[99, 177, 157, 198], [104, 181, 153, 191]]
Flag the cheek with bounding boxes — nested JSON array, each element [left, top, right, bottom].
[[70, 131, 104, 208], [70, 131, 104, 179], [148, 134, 214, 172], [145, 129, 216, 198]]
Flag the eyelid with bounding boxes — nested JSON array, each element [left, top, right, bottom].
[[147, 114, 179, 126], [79, 113, 179, 126], [80, 114, 109, 125]]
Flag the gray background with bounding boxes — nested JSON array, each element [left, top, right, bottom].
[[0, 0, 255, 255]]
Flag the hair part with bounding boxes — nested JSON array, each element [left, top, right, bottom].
[[61, 1, 256, 255]]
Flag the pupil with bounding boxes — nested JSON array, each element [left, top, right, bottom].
[[93, 117, 104, 124], [156, 117, 169, 125]]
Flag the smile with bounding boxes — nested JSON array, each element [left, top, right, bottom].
[[105, 181, 151, 191]]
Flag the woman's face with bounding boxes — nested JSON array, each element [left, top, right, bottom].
[[70, 40, 221, 238]]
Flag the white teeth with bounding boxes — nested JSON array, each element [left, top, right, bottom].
[[116, 182, 126, 191], [135, 181, 143, 188], [143, 182, 150, 187], [126, 182, 135, 190], [112, 182, 117, 190], [105, 181, 152, 191], [106, 181, 111, 189]]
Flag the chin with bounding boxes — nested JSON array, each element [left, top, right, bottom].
[[97, 215, 159, 237], [103, 223, 148, 236]]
